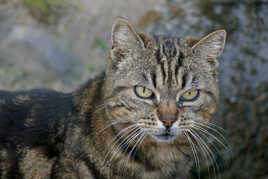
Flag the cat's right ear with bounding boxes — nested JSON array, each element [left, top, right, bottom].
[[191, 30, 226, 60], [111, 17, 145, 51]]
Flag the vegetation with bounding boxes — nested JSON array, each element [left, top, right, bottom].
[[93, 38, 109, 51], [20, 0, 65, 24]]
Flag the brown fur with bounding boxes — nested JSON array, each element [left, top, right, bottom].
[[0, 17, 226, 178]]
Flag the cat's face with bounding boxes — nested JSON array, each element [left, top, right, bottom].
[[104, 18, 225, 144]]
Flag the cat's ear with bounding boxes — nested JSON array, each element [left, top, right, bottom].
[[192, 30, 226, 59], [111, 17, 145, 50]]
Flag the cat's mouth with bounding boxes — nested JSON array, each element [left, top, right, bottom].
[[151, 132, 177, 142]]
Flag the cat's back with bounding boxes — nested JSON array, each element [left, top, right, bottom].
[[0, 89, 72, 178], [0, 89, 72, 144]]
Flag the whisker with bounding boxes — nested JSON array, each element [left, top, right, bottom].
[[121, 130, 142, 155], [107, 127, 141, 165], [183, 131, 201, 179], [189, 129, 219, 179], [93, 96, 114, 113], [191, 126, 223, 155], [192, 121, 228, 142], [121, 131, 145, 173], [192, 121, 231, 152], [126, 132, 145, 164], [102, 124, 138, 166], [189, 129, 214, 178], [96, 118, 132, 134], [96, 120, 119, 134], [119, 128, 142, 161], [196, 121, 226, 133], [192, 124, 230, 153]]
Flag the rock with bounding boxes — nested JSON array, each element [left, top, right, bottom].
[[1, 26, 80, 75], [0, 26, 82, 91]]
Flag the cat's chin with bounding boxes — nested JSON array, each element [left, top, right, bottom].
[[150, 133, 177, 143]]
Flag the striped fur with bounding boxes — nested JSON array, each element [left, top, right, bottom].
[[0, 17, 226, 179]]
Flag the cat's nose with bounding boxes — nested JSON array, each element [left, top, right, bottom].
[[157, 101, 178, 128], [160, 116, 176, 128]]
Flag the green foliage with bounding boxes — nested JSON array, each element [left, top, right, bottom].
[[87, 65, 95, 72], [93, 38, 108, 51], [20, 0, 64, 24]]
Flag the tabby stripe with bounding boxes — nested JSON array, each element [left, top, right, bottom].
[[168, 59, 174, 87], [181, 73, 187, 89], [82, 157, 104, 179], [142, 73, 148, 82], [176, 68, 183, 89], [171, 59, 177, 86], [163, 39, 177, 58], [155, 65, 164, 89], [109, 86, 129, 100], [155, 48, 162, 64], [131, 149, 156, 171], [150, 72, 157, 88], [175, 53, 183, 85], [163, 61, 169, 85]]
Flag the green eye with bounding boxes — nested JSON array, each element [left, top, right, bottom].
[[134, 86, 154, 99], [180, 89, 200, 102]]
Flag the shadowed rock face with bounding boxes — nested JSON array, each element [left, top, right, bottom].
[[142, 0, 268, 178]]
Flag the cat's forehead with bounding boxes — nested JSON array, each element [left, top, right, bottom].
[[153, 35, 181, 61], [114, 34, 209, 92], [116, 35, 188, 91], [145, 35, 185, 91]]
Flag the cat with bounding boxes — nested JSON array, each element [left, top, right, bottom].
[[0, 17, 226, 179]]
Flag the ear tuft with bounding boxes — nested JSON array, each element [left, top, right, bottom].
[[192, 30, 226, 59], [111, 17, 145, 50]]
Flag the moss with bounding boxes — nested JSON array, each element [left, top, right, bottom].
[[87, 65, 95, 72], [93, 38, 109, 51], [20, 0, 65, 24]]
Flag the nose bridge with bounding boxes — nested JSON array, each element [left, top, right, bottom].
[[158, 100, 177, 118]]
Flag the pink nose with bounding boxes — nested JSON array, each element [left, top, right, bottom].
[[162, 120, 173, 127]]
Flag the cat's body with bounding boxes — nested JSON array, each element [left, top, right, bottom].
[[0, 74, 191, 179], [0, 18, 226, 179]]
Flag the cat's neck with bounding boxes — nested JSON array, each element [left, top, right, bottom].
[[72, 72, 106, 115]]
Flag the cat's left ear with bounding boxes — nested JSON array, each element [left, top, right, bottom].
[[192, 30, 226, 59], [111, 17, 145, 50]]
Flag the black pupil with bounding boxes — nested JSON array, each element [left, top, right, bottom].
[[143, 87, 146, 93]]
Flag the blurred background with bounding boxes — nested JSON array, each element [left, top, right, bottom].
[[0, 0, 267, 178]]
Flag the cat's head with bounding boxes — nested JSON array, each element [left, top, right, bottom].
[[104, 17, 226, 144]]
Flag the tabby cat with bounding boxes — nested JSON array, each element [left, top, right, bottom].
[[0, 17, 226, 179]]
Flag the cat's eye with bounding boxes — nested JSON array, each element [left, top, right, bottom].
[[134, 86, 154, 99], [180, 89, 200, 102]]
